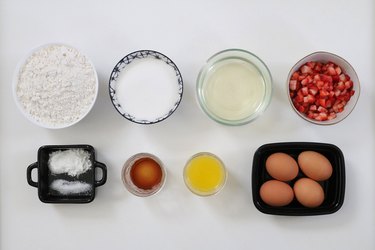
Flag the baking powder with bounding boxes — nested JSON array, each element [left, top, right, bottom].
[[16, 44, 97, 127], [48, 149, 92, 177]]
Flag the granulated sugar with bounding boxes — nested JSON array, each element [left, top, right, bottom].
[[15, 44, 97, 128], [50, 179, 92, 195]]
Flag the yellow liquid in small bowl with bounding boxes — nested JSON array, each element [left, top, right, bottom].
[[184, 153, 227, 196]]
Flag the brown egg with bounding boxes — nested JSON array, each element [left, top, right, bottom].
[[266, 152, 299, 181], [298, 151, 333, 181], [260, 180, 294, 207], [293, 178, 324, 208]]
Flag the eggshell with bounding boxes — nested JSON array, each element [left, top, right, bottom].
[[260, 180, 294, 207], [293, 178, 324, 208], [298, 151, 333, 181], [266, 152, 299, 181]]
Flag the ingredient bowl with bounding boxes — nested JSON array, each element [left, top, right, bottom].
[[287, 51, 360, 125], [13, 43, 99, 129], [27, 145, 107, 203], [183, 152, 227, 196], [196, 49, 273, 125], [122, 153, 166, 197], [109, 50, 183, 124], [252, 142, 345, 216]]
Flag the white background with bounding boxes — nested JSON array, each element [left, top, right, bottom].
[[0, 0, 374, 249]]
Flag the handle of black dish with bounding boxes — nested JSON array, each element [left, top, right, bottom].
[[27, 162, 38, 188], [94, 161, 107, 187]]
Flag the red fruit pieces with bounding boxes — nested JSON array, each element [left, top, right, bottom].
[[289, 61, 355, 122]]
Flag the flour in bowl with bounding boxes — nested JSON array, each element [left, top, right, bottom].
[[15, 44, 97, 128]]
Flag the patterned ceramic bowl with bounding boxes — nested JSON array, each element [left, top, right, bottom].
[[109, 50, 183, 124]]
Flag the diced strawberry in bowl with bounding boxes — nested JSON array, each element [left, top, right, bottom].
[[287, 52, 360, 125]]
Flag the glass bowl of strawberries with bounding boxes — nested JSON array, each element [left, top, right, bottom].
[[287, 51, 360, 125]]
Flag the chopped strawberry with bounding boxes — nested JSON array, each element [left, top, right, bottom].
[[301, 65, 313, 74], [345, 80, 353, 89], [289, 80, 298, 91], [290, 60, 355, 121], [309, 86, 318, 96], [319, 90, 330, 98], [307, 61, 316, 68], [304, 95, 316, 104], [337, 81, 345, 91], [328, 112, 337, 120], [326, 99, 333, 108], [309, 105, 317, 111], [298, 75, 307, 81], [291, 72, 300, 80], [301, 87, 309, 96], [335, 66, 342, 75], [315, 112, 328, 121], [297, 105, 306, 113], [332, 75, 340, 83], [314, 74, 321, 81], [320, 74, 333, 83], [318, 98, 326, 108], [339, 74, 346, 81], [327, 66, 336, 76], [317, 80, 324, 88], [318, 106, 328, 113]]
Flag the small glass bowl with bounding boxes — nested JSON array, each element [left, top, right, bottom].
[[122, 153, 167, 197], [287, 51, 360, 125], [183, 152, 227, 196], [196, 49, 273, 126]]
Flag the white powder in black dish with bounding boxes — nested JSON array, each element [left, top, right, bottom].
[[50, 179, 92, 195], [48, 149, 92, 177]]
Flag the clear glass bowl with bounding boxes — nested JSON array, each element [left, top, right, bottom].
[[122, 153, 167, 197], [287, 51, 360, 125], [183, 152, 227, 197], [196, 49, 273, 126]]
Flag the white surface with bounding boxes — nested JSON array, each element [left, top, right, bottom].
[[0, 0, 374, 249]]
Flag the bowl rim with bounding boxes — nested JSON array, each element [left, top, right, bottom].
[[286, 51, 361, 125], [108, 49, 184, 125], [12, 43, 99, 129], [196, 48, 273, 126]]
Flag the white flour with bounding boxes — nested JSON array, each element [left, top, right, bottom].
[[16, 44, 97, 127]]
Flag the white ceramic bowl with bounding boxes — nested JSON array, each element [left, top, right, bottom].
[[287, 51, 360, 125], [13, 43, 98, 129], [109, 50, 183, 125]]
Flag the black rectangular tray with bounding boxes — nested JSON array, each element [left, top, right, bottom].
[[252, 142, 345, 216]]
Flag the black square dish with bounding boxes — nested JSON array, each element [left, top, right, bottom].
[[252, 142, 345, 216], [27, 145, 107, 203]]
